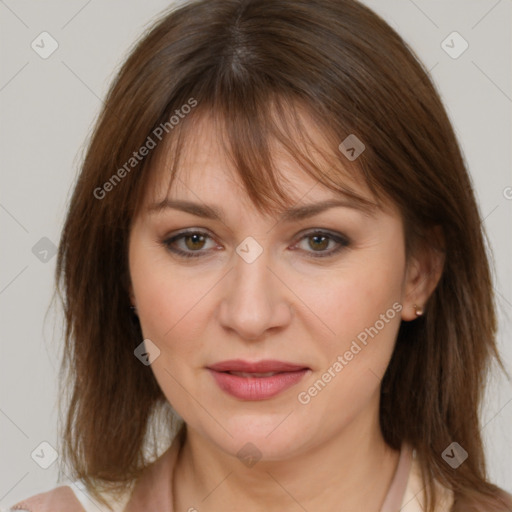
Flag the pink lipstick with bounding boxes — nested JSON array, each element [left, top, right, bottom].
[[207, 359, 310, 400]]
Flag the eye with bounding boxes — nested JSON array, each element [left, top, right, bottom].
[[161, 228, 350, 260], [161, 230, 218, 259], [291, 230, 350, 258]]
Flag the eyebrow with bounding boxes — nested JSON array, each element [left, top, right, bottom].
[[147, 196, 379, 222]]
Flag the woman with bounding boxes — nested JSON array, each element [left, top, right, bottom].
[[7, 0, 511, 510]]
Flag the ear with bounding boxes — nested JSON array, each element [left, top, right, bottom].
[[401, 226, 445, 321]]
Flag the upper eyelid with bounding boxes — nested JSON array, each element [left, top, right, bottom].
[[165, 226, 346, 239]]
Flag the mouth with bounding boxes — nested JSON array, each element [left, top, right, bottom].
[[206, 359, 310, 400], [222, 371, 286, 377]]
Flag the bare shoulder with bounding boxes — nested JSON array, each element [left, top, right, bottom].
[[6, 485, 85, 512]]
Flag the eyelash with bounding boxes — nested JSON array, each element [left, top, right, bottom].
[[160, 229, 350, 260]]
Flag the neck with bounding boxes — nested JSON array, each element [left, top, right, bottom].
[[173, 396, 400, 512]]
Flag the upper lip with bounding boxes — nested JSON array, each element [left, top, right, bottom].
[[207, 359, 309, 373]]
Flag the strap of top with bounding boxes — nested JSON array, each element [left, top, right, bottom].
[[380, 444, 413, 512]]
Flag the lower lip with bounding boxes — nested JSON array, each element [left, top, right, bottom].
[[208, 369, 309, 400]]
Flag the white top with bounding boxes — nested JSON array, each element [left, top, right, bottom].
[[65, 480, 132, 512], [2, 479, 132, 512]]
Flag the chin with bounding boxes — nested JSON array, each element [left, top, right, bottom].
[[203, 413, 316, 462]]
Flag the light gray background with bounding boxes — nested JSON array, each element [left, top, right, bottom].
[[1, 0, 511, 507]]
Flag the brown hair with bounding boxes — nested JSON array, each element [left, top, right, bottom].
[[55, 0, 511, 510]]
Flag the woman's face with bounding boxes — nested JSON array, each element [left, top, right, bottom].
[[128, 116, 420, 461]]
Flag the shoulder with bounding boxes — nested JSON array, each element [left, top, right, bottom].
[[401, 450, 512, 512], [5, 485, 85, 512], [4, 426, 186, 512], [400, 451, 454, 512], [4, 481, 132, 512]]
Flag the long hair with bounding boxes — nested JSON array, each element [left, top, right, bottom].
[[55, 1, 511, 510]]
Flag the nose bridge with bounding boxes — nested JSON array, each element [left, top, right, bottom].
[[234, 243, 271, 300], [218, 239, 290, 339]]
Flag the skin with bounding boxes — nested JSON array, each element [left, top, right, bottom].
[[128, 114, 444, 512]]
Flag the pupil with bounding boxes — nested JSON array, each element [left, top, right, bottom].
[[310, 235, 328, 250], [186, 234, 205, 250]]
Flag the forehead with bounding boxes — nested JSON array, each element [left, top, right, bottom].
[[145, 111, 376, 210]]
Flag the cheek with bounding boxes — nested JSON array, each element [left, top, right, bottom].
[[129, 244, 222, 382], [279, 261, 405, 456], [296, 249, 404, 349], [130, 237, 204, 336], [128, 242, 212, 413], [293, 243, 405, 407]]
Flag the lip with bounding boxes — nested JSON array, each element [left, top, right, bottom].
[[207, 359, 308, 373], [207, 359, 310, 400]]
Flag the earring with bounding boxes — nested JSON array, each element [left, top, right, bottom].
[[130, 305, 137, 314], [413, 304, 423, 317]]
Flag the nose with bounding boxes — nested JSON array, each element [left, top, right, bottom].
[[217, 248, 292, 341]]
